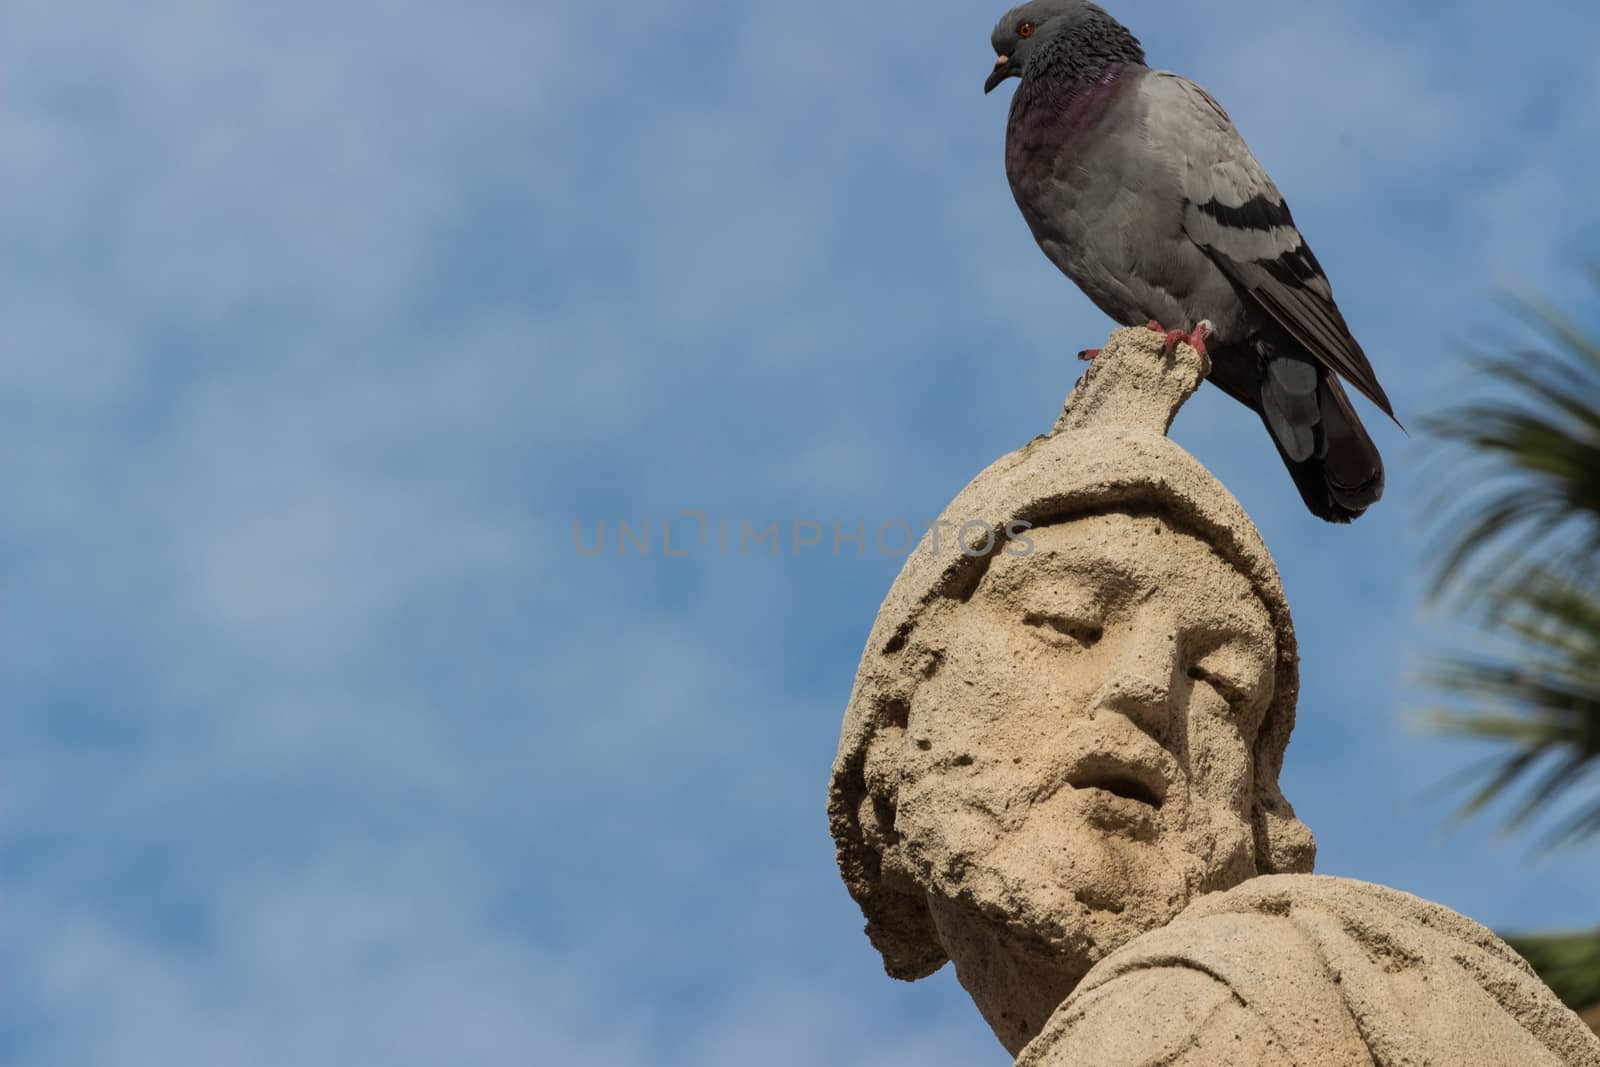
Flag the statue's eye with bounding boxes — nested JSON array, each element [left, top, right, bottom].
[[1018, 22, 1035, 38], [1023, 612, 1101, 648], [1187, 664, 1247, 711]]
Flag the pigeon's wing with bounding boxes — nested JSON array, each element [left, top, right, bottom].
[[1145, 71, 1396, 421]]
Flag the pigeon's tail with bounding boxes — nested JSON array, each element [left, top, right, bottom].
[[1258, 361, 1384, 523]]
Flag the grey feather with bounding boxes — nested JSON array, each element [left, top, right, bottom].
[[1267, 355, 1318, 401], [1265, 355, 1321, 433], [1262, 384, 1318, 463], [1150, 73, 1396, 421]]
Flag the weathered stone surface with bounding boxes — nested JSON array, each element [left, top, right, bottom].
[[1020, 875, 1600, 1066], [827, 327, 1600, 1064]]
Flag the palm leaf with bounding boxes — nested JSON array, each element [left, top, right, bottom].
[[1419, 284, 1600, 845], [1422, 293, 1600, 607]]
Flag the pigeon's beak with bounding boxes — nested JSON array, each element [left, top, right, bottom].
[[984, 55, 1012, 94]]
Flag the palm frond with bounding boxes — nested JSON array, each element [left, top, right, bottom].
[[1419, 284, 1600, 846], [1422, 293, 1600, 607]]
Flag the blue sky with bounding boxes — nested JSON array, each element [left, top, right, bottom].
[[4, 0, 1599, 1063]]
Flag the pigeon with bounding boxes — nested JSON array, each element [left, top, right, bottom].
[[985, 0, 1397, 522]]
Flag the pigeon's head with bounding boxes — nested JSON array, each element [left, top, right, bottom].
[[984, 0, 1142, 93]]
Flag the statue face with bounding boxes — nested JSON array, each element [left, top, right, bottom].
[[880, 512, 1277, 987]]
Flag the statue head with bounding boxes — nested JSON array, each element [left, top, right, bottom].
[[827, 329, 1315, 1053]]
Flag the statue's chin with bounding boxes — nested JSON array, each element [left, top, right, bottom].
[[980, 868, 1181, 971], [919, 821, 1196, 968], [894, 779, 1257, 1051], [915, 810, 1264, 1054], [924, 840, 1197, 1056]]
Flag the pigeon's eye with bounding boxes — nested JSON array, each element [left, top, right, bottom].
[[1017, 22, 1035, 38]]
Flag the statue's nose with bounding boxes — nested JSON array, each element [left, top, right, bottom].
[[1088, 633, 1176, 742]]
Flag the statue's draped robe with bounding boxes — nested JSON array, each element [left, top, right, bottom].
[[1018, 875, 1600, 1067]]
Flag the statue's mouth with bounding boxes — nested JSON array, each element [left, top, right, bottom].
[[1066, 755, 1169, 811], [1079, 774, 1165, 810]]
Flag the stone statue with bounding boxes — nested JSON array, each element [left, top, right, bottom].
[[827, 328, 1600, 1066]]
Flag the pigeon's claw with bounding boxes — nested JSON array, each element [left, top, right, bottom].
[[1077, 347, 1102, 362], [1144, 320, 1186, 354], [1145, 319, 1211, 359]]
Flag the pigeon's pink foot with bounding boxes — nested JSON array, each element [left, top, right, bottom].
[[1146, 319, 1211, 358], [1178, 320, 1212, 357], [1077, 347, 1102, 362]]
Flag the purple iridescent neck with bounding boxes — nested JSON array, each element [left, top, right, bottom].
[[1018, 17, 1146, 98], [1015, 59, 1126, 112], [1009, 59, 1138, 149], [1004, 58, 1130, 181]]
